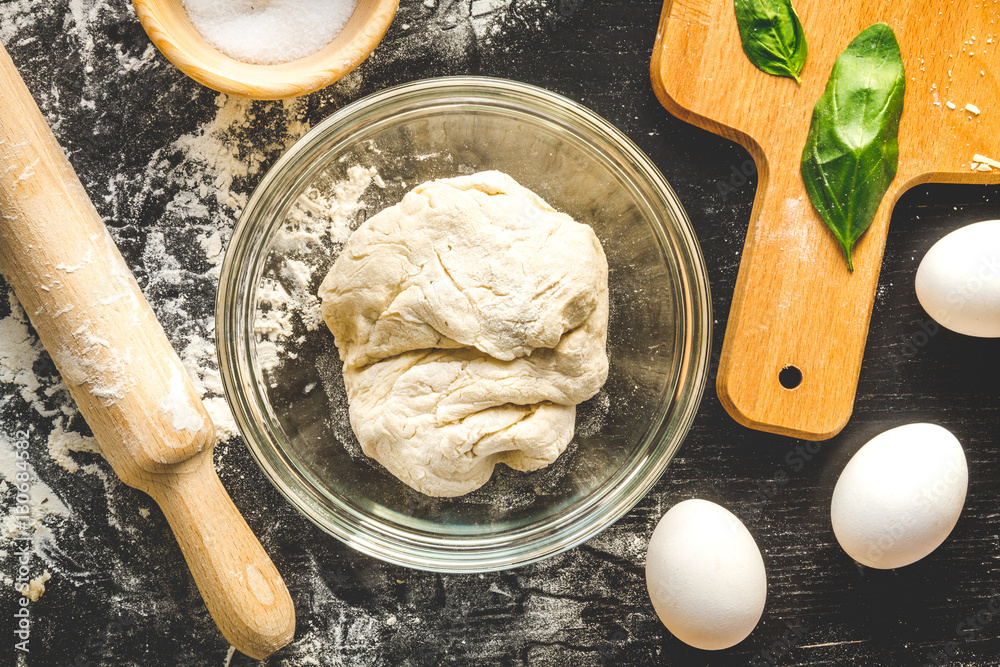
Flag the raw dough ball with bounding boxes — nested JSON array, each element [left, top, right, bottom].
[[319, 171, 609, 497]]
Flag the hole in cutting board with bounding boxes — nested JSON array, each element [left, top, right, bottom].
[[779, 365, 802, 390]]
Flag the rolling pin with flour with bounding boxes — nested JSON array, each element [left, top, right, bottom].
[[0, 43, 294, 658]]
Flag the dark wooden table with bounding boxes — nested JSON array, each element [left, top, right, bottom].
[[2, 1, 999, 665]]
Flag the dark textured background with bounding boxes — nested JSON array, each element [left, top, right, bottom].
[[2, 1, 1000, 665]]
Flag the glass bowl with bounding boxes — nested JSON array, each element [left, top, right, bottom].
[[216, 77, 711, 572]]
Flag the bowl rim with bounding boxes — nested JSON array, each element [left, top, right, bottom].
[[132, 0, 399, 100], [216, 76, 713, 572]]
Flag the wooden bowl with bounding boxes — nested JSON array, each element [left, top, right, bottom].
[[133, 0, 398, 100]]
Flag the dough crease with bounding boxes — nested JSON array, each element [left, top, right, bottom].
[[320, 171, 609, 496]]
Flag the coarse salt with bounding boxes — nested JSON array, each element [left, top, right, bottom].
[[966, 103, 982, 115], [181, 0, 358, 65]]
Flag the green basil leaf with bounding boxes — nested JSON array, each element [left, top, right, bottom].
[[734, 0, 808, 83], [800, 22, 905, 271]]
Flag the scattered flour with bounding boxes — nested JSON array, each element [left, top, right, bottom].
[[576, 390, 611, 438], [255, 280, 295, 343], [254, 165, 382, 375], [161, 368, 206, 433], [255, 341, 283, 381], [125, 93, 323, 440], [179, 329, 239, 442], [0, 291, 65, 418], [0, 431, 72, 563], [78, 462, 124, 531], [0, 1, 588, 661], [273, 165, 382, 253], [47, 419, 101, 474], [203, 397, 239, 442], [168, 97, 257, 212], [198, 230, 226, 279], [0, 90, 317, 579]]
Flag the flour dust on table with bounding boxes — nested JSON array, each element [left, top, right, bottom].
[[255, 164, 384, 376], [0, 0, 682, 665], [0, 38, 355, 626]]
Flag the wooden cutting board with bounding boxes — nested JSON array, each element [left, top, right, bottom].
[[652, 0, 1000, 440]]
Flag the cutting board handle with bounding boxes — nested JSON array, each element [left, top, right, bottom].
[[717, 147, 896, 440], [653, 0, 1000, 440], [0, 42, 294, 657]]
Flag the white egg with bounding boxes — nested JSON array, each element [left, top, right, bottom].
[[645, 499, 766, 651], [831, 423, 968, 569], [915, 220, 1000, 337]]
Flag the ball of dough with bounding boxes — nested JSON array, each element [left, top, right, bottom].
[[319, 171, 609, 496]]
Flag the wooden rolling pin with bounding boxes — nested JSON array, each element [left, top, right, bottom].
[[0, 43, 294, 658]]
